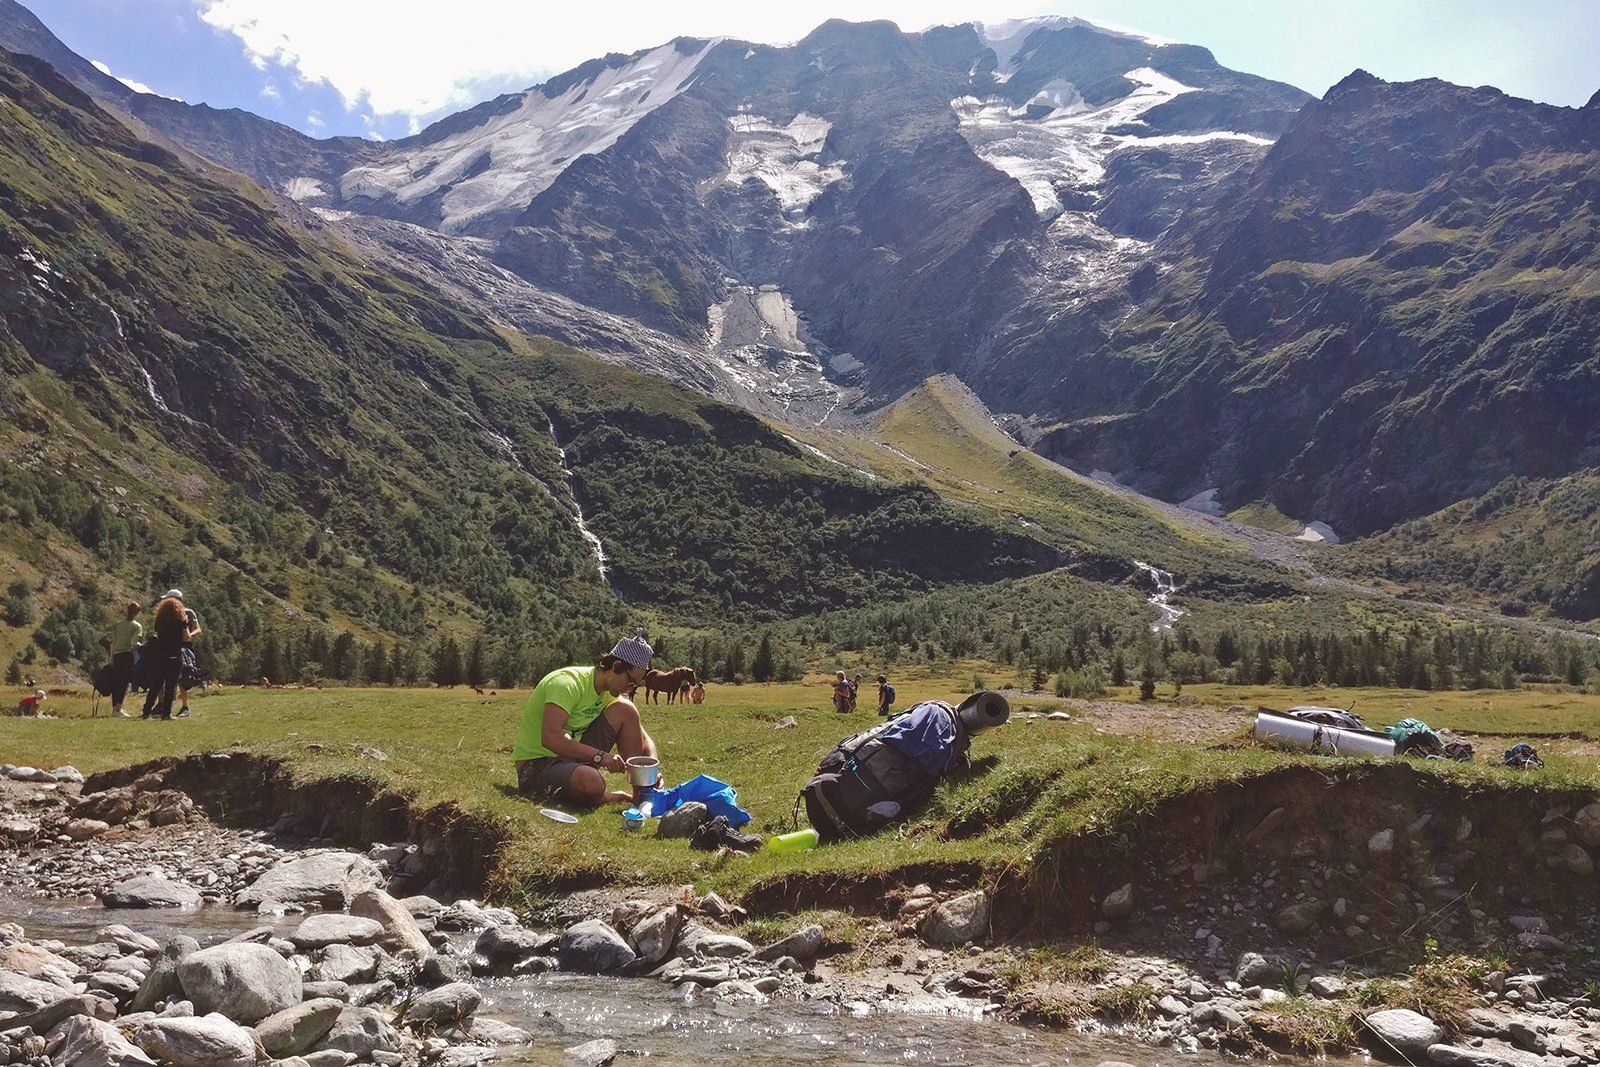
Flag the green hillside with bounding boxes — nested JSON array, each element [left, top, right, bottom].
[[0, 48, 1059, 683]]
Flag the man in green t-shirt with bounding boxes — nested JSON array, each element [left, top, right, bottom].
[[513, 629, 658, 806]]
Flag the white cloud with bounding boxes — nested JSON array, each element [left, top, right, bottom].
[[91, 58, 168, 98], [305, 111, 324, 130], [260, 82, 280, 99], [192, 0, 1062, 119]]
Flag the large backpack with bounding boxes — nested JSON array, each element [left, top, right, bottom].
[[800, 701, 970, 842]]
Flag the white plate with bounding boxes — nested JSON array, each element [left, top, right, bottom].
[[539, 808, 579, 824]]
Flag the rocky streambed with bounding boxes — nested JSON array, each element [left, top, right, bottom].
[[3, 760, 1599, 1067]]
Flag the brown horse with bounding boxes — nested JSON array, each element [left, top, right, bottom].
[[643, 666, 698, 705]]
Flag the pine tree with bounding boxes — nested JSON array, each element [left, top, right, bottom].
[[432, 636, 464, 687], [751, 633, 775, 683], [259, 634, 283, 686], [1111, 650, 1127, 687], [465, 635, 488, 688], [1139, 659, 1157, 701]]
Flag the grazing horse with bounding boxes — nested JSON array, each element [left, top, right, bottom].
[[643, 666, 698, 705]]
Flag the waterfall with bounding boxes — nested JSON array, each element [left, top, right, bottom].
[[548, 422, 610, 583], [1132, 560, 1183, 633]]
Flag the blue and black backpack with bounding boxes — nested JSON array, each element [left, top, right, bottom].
[[799, 700, 971, 842]]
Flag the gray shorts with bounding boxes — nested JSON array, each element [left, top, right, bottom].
[[516, 713, 619, 802]]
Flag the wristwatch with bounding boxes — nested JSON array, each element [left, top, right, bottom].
[[591, 751, 604, 766]]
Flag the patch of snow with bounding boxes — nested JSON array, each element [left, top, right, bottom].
[[704, 285, 844, 419], [339, 39, 719, 232], [311, 208, 353, 222], [952, 67, 1199, 219], [282, 177, 328, 202], [1296, 521, 1340, 544], [724, 111, 844, 221], [1132, 130, 1274, 148], [973, 17, 1175, 83], [1180, 488, 1225, 516], [16, 247, 57, 292]]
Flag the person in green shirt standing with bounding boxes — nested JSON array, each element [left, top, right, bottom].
[[103, 600, 143, 719], [513, 629, 658, 807]]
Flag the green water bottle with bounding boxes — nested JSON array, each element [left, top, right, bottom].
[[767, 827, 819, 853]]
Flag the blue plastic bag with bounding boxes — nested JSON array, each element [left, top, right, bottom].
[[639, 774, 751, 827]]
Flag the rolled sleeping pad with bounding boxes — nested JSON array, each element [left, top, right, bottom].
[[1253, 709, 1396, 757], [957, 690, 1010, 733]]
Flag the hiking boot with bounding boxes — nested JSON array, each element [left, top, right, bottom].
[[113, 710, 131, 718], [689, 815, 764, 853], [175, 707, 191, 718]]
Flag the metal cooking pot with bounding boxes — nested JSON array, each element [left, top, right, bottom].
[[626, 756, 661, 788]]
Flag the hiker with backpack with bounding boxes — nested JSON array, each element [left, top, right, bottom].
[[876, 674, 895, 717], [156, 588, 203, 717], [511, 630, 659, 807], [800, 691, 1010, 842], [139, 595, 190, 720], [831, 671, 852, 714], [103, 600, 143, 719]]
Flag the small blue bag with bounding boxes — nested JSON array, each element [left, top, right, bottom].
[[640, 774, 751, 827]]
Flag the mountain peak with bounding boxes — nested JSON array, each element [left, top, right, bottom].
[[1327, 68, 1384, 96]]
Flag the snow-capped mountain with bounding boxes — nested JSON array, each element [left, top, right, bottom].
[[0, 6, 1303, 425]]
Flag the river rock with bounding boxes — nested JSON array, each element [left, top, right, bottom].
[[302, 1052, 358, 1067], [656, 802, 710, 839], [557, 920, 636, 974], [564, 1038, 618, 1067], [236, 852, 381, 910], [65, 818, 112, 840], [291, 914, 384, 950], [6, 766, 55, 783], [435, 901, 492, 932], [312, 943, 382, 985], [1368, 829, 1396, 856], [176, 942, 302, 1023], [129, 935, 199, 1013], [300, 980, 350, 1002], [349, 888, 432, 956], [252, 997, 345, 1058], [1309, 975, 1348, 998], [1234, 951, 1286, 985], [102, 874, 202, 909], [1100, 884, 1134, 920], [127, 1013, 257, 1067], [0, 968, 76, 1013], [459, 1017, 533, 1046], [755, 922, 824, 963], [0, 941, 81, 982], [921, 892, 990, 945], [0, 814, 38, 843], [1426, 1044, 1528, 1067], [675, 922, 754, 960], [100, 925, 162, 957], [420, 953, 472, 988], [475, 924, 552, 971], [318, 1006, 401, 1058], [1551, 843, 1594, 876], [1274, 899, 1325, 933], [1366, 1009, 1446, 1059], [401, 982, 481, 1028], [48, 1014, 157, 1067], [1573, 803, 1600, 848], [628, 905, 683, 965]]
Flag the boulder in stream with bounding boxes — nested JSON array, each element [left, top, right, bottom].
[[176, 942, 302, 1023], [126, 1012, 258, 1067], [235, 852, 381, 910], [557, 921, 636, 974], [102, 874, 201, 910]]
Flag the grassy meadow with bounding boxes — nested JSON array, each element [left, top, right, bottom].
[[6, 677, 1600, 908]]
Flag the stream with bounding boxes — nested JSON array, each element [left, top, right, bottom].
[[0, 889, 1288, 1067]]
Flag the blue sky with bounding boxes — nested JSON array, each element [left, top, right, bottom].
[[26, 0, 1600, 141]]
